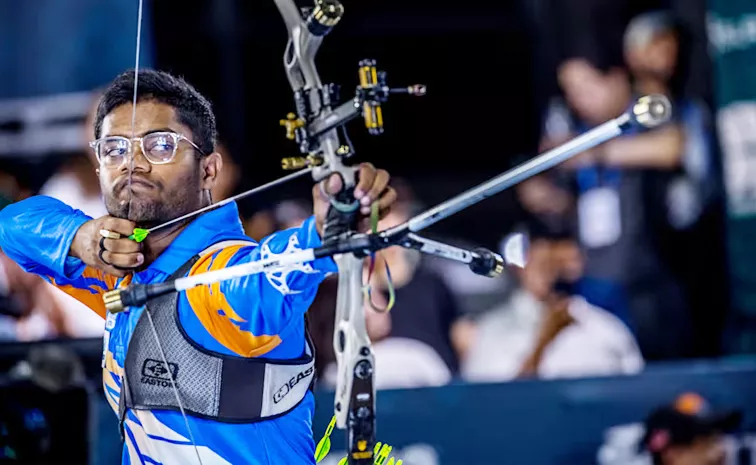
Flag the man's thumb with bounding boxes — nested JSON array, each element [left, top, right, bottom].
[[325, 173, 343, 195]]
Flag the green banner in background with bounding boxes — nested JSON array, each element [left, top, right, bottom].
[[707, 1, 756, 352]]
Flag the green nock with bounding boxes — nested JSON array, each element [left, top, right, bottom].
[[128, 228, 149, 243]]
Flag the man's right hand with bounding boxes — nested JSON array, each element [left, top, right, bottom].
[[70, 217, 144, 277]]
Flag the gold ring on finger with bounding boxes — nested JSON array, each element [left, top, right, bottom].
[[99, 229, 121, 240]]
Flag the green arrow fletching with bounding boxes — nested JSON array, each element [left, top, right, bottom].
[[128, 228, 149, 243]]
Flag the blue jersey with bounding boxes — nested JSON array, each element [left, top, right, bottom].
[[0, 196, 337, 464]]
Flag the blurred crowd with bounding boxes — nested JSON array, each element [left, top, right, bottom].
[[0, 10, 732, 390]]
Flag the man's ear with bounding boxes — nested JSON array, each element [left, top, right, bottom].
[[200, 152, 223, 191]]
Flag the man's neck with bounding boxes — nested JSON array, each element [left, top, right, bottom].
[[140, 221, 192, 266]]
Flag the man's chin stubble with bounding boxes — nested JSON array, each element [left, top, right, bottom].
[[105, 197, 164, 226]]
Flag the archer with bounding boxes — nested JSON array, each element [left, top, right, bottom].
[[0, 69, 397, 465]]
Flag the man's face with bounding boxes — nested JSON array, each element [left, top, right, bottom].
[[520, 240, 559, 301], [664, 435, 727, 465], [97, 101, 214, 226], [625, 32, 679, 81], [558, 59, 630, 124]]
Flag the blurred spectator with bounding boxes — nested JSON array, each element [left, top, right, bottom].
[[0, 251, 68, 341], [211, 142, 241, 202], [519, 51, 695, 361], [461, 224, 643, 382], [38, 152, 106, 219], [624, 11, 724, 357], [0, 172, 101, 340], [317, 181, 466, 389], [30, 91, 106, 338], [0, 170, 31, 210], [243, 210, 276, 242], [273, 198, 312, 229], [638, 392, 742, 465], [39, 91, 106, 219], [624, 11, 717, 230], [242, 198, 310, 243]]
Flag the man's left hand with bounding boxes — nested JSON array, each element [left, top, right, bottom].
[[313, 162, 397, 237]]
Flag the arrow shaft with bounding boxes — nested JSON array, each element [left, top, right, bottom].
[[146, 167, 314, 234]]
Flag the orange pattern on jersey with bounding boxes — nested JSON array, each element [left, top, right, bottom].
[[185, 246, 282, 357], [49, 268, 120, 318]]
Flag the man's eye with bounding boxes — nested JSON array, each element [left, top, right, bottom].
[[104, 145, 127, 156], [146, 137, 175, 152]]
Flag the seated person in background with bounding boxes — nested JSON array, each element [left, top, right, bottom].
[[321, 184, 467, 390], [461, 223, 643, 382], [638, 393, 742, 465], [1, 171, 99, 340], [519, 54, 693, 361], [0, 250, 69, 341]]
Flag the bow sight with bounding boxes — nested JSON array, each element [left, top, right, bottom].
[[280, 58, 426, 171]]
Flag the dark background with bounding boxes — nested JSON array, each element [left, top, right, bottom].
[[0, 0, 712, 249], [144, 0, 710, 249]]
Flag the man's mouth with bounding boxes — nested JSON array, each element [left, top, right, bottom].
[[116, 177, 155, 192]]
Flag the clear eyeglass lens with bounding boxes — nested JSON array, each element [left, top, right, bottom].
[[143, 133, 177, 163], [98, 137, 130, 165]]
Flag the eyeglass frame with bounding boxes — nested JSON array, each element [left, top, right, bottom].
[[88, 131, 207, 166]]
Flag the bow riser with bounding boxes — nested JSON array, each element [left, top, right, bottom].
[[274, 1, 376, 463], [333, 254, 376, 462]]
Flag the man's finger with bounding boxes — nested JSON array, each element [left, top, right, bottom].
[[324, 173, 343, 196], [102, 217, 138, 237], [376, 187, 397, 212], [101, 250, 144, 269], [364, 169, 390, 206], [354, 163, 376, 200], [103, 266, 127, 278], [360, 185, 397, 216], [102, 238, 142, 254]]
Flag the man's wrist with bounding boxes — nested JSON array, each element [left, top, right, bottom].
[[69, 224, 86, 260]]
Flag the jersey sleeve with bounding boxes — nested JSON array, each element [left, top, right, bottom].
[[184, 215, 337, 357], [0, 195, 116, 317]]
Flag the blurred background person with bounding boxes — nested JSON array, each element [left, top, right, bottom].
[[211, 141, 242, 203], [0, 249, 69, 341], [32, 90, 107, 338], [638, 392, 742, 465], [518, 49, 695, 361], [623, 10, 724, 358], [318, 180, 467, 389], [273, 198, 312, 230], [1, 162, 100, 341], [38, 91, 106, 219], [461, 221, 644, 382]]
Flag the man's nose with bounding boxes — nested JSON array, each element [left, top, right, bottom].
[[121, 141, 152, 172]]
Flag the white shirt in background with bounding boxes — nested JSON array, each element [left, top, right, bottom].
[[40, 171, 108, 219], [322, 337, 452, 390], [39, 171, 107, 336], [462, 290, 644, 382]]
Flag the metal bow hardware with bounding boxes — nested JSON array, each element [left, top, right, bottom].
[[101, 1, 674, 464]]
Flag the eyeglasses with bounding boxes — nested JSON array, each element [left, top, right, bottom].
[[89, 131, 205, 166]]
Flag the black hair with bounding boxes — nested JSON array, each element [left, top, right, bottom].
[[94, 68, 217, 155], [522, 213, 575, 243]]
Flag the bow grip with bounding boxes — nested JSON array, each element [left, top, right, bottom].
[[322, 185, 360, 245]]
